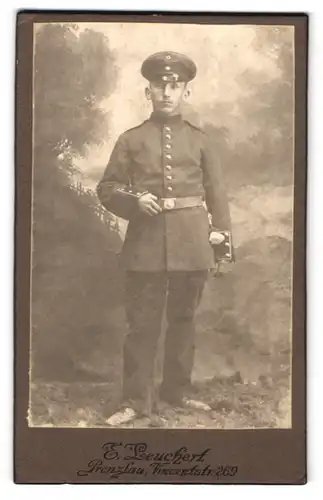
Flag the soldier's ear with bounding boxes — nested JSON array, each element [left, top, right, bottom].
[[183, 86, 191, 100], [145, 87, 152, 101]]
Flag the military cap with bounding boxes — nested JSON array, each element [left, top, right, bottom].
[[141, 51, 197, 83]]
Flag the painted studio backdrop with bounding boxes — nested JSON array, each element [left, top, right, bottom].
[[30, 22, 294, 429]]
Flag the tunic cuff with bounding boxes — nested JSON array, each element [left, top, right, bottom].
[[99, 186, 148, 220], [116, 187, 148, 199], [209, 229, 234, 263]]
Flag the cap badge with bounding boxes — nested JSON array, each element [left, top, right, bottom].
[[161, 73, 179, 82]]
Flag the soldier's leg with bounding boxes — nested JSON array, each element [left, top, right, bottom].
[[160, 271, 207, 404], [123, 271, 167, 415]]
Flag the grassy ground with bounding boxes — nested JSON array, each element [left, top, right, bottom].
[[29, 365, 291, 429]]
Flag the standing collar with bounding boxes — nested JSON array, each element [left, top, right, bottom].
[[149, 111, 183, 125]]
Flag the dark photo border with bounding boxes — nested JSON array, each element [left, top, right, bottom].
[[14, 11, 307, 484]]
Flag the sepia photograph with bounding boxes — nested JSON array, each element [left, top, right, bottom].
[[28, 21, 295, 430]]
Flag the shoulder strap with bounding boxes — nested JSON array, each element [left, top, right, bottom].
[[183, 115, 206, 133]]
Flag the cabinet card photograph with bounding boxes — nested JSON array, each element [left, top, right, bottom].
[[15, 12, 307, 484]]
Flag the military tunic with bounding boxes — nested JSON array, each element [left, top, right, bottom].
[[97, 110, 233, 415], [97, 111, 232, 272]]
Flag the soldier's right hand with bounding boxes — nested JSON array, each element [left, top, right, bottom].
[[138, 193, 163, 216]]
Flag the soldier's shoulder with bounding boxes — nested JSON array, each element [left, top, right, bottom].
[[114, 119, 152, 148], [183, 115, 207, 134], [122, 119, 150, 136]]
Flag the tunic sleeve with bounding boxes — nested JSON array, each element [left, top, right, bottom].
[[201, 131, 235, 263], [201, 131, 232, 233], [96, 133, 148, 220]]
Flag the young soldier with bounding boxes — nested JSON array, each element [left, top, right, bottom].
[[97, 51, 233, 426]]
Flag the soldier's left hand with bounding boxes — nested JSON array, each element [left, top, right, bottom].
[[209, 231, 225, 245]]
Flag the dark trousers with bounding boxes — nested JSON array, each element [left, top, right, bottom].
[[122, 270, 207, 414]]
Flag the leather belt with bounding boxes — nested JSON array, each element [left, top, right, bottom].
[[159, 196, 203, 211]]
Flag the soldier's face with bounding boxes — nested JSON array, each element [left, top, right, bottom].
[[146, 81, 189, 115]]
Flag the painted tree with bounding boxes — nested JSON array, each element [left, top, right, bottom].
[[233, 26, 294, 186], [203, 26, 294, 188], [34, 23, 117, 159], [31, 24, 125, 382]]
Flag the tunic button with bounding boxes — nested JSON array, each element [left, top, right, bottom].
[[165, 126, 171, 132], [165, 144, 171, 149], [165, 134, 171, 139], [165, 165, 172, 170], [166, 175, 172, 180], [167, 186, 173, 191]]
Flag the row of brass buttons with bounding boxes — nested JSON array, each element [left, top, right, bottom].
[[164, 126, 173, 192]]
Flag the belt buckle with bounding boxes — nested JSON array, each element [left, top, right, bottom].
[[163, 198, 176, 210]]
